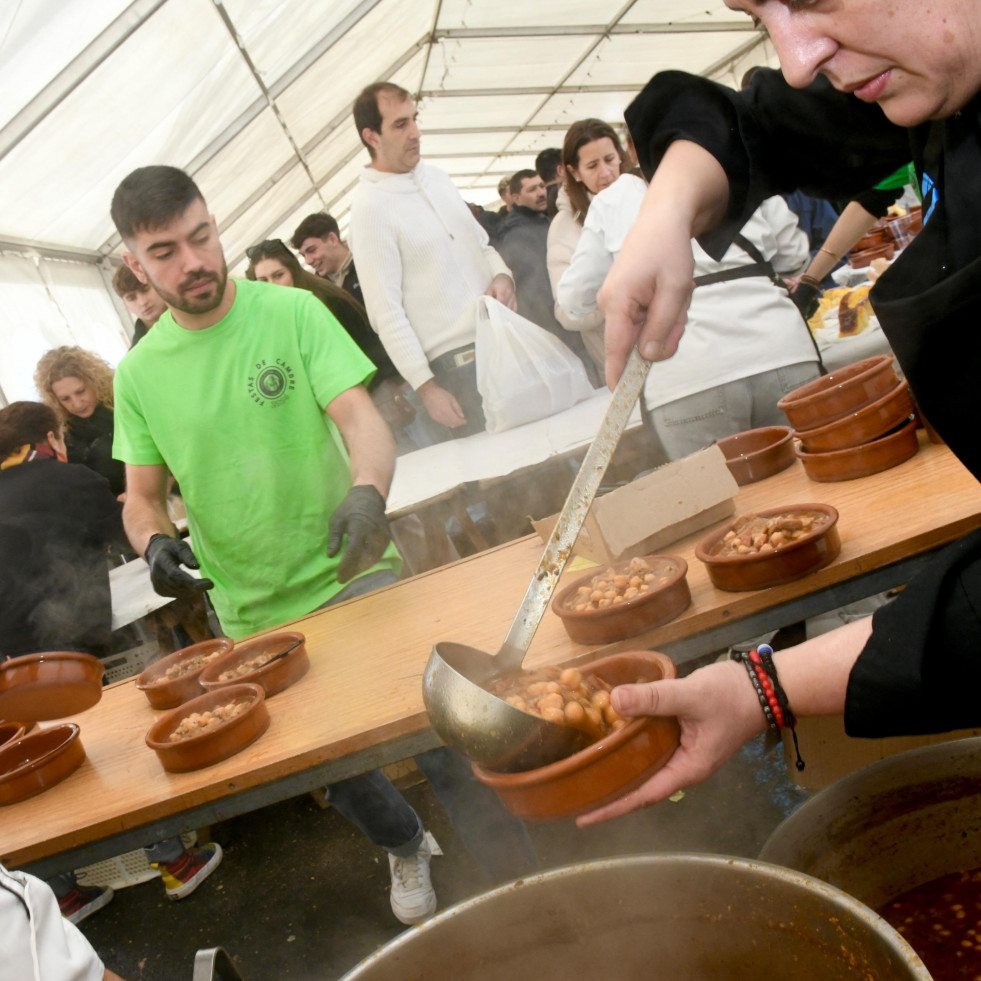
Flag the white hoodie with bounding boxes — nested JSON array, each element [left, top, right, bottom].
[[349, 161, 511, 390]]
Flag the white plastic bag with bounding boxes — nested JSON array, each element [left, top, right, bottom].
[[475, 296, 595, 433]]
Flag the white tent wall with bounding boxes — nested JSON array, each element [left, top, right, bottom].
[[0, 1, 779, 396], [0, 254, 130, 406]]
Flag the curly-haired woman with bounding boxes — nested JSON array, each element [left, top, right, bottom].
[[34, 346, 124, 496]]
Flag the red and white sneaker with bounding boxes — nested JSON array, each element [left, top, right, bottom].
[[58, 884, 114, 924], [152, 842, 222, 900]]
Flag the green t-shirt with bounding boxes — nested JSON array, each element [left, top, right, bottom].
[[113, 278, 401, 638]]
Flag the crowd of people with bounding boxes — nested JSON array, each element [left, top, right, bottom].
[[9, 8, 978, 971]]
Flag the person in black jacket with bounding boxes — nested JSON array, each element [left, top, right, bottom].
[[34, 346, 126, 498], [578, 0, 981, 826], [0, 401, 123, 658], [290, 212, 366, 307]]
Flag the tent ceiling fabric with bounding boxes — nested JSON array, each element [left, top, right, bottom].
[[0, 0, 775, 269]]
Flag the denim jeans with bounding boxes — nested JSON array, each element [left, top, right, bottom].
[[323, 570, 539, 880]]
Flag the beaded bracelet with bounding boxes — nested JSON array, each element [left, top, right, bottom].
[[732, 646, 806, 771]]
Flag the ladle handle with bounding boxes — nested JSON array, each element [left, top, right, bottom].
[[496, 348, 652, 672]]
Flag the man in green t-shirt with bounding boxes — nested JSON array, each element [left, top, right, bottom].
[[107, 166, 536, 925]]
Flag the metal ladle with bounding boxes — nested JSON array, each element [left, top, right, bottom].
[[422, 348, 652, 772]]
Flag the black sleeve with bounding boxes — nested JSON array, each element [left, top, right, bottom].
[[67, 466, 126, 549], [624, 69, 912, 259], [851, 185, 903, 218], [845, 527, 981, 737]]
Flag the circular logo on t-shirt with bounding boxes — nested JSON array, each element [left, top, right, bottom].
[[257, 366, 287, 400], [248, 358, 296, 407]]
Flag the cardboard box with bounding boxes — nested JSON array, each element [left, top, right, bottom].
[[781, 715, 981, 790], [530, 444, 739, 566]]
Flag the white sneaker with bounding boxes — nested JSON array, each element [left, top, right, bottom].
[[388, 834, 437, 925]]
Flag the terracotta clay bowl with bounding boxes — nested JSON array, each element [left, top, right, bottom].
[[551, 556, 690, 645], [0, 724, 85, 806], [199, 631, 308, 698], [777, 355, 898, 431], [0, 652, 103, 722], [0, 721, 27, 749], [145, 683, 269, 773], [716, 426, 795, 486], [796, 417, 919, 483], [136, 638, 235, 710], [849, 242, 895, 268], [794, 378, 915, 454], [695, 504, 841, 592], [472, 652, 680, 821]]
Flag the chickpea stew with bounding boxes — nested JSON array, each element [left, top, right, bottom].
[[162, 650, 222, 681], [878, 866, 981, 979], [710, 510, 830, 558], [487, 666, 653, 743], [563, 556, 678, 612], [168, 699, 249, 742]]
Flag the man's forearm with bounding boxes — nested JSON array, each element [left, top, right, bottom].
[[123, 494, 176, 557]]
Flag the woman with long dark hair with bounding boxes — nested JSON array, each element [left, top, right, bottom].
[[546, 119, 630, 376]]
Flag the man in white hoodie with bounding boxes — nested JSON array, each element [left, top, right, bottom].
[[349, 82, 516, 437]]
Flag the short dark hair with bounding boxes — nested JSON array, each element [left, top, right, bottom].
[[535, 148, 562, 183], [111, 264, 147, 298], [353, 82, 411, 157], [0, 401, 59, 459], [110, 165, 204, 241], [290, 213, 340, 250], [497, 176, 512, 197], [509, 169, 539, 196], [740, 66, 763, 91]]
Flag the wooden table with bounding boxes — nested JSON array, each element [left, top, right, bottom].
[[7, 434, 981, 878]]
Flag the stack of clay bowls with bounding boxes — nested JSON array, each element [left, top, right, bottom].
[[778, 355, 919, 482]]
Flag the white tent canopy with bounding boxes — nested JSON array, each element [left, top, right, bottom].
[[0, 0, 776, 401]]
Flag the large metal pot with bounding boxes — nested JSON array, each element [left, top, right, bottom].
[[761, 733, 981, 910], [341, 855, 928, 980]]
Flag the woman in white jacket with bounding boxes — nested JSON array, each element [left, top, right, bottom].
[[558, 174, 820, 460], [546, 119, 631, 378]]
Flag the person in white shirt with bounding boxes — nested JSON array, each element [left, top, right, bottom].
[[0, 865, 124, 981], [348, 82, 516, 437], [558, 174, 820, 459]]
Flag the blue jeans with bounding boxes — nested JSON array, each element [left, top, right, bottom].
[[323, 570, 539, 880]]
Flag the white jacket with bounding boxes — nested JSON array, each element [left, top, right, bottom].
[[558, 174, 816, 408], [545, 185, 605, 374], [349, 161, 512, 390], [0, 866, 104, 981]]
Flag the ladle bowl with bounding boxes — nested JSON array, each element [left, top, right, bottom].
[[423, 349, 652, 772]]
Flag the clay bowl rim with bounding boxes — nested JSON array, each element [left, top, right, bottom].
[[551, 556, 688, 625], [473, 651, 678, 787], [0, 721, 27, 747], [695, 504, 840, 570], [793, 378, 912, 450], [0, 723, 81, 782], [144, 682, 266, 752], [135, 638, 236, 693], [794, 417, 918, 465], [776, 355, 895, 421], [198, 631, 307, 692]]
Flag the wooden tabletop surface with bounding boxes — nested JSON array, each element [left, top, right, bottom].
[[4, 433, 980, 869]]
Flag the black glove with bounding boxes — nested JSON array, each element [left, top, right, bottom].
[[790, 280, 821, 321], [327, 485, 391, 584], [144, 533, 214, 598]]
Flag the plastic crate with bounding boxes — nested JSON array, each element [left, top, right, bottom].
[[76, 832, 197, 890], [101, 640, 161, 684]]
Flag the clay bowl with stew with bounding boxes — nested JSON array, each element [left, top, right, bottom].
[[716, 426, 795, 486], [695, 504, 841, 592], [795, 417, 919, 482], [472, 651, 680, 821], [551, 556, 690, 645], [199, 631, 308, 698], [145, 683, 269, 773], [0, 652, 103, 722], [794, 379, 914, 454], [777, 355, 898, 431], [136, 638, 235, 710], [0, 724, 85, 806]]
